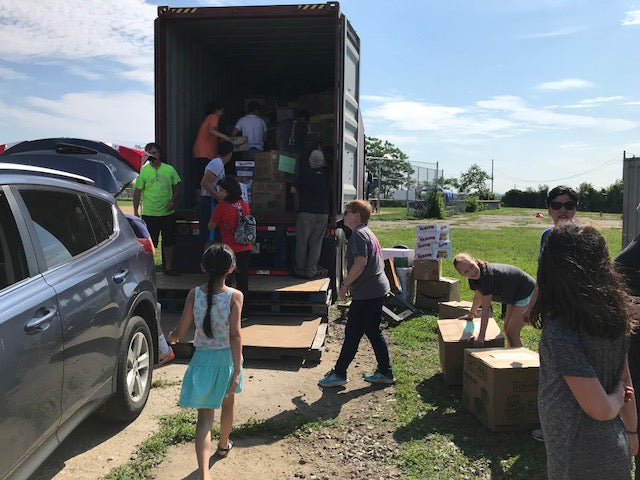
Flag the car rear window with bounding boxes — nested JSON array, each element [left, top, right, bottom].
[[86, 195, 115, 244]]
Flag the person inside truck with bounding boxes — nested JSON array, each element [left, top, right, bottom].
[[192, 101, 232, 206], [231, 101, 267, 161], [198, 140, 234, 249], [277, 109, 310, 164], [290, 149, 330, 279]]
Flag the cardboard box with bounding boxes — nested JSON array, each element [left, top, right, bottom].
[[381, 248, 414, 267], [413, 259, 442, 281], [415, 245, 451, 260], [254, 150, 296, 181], [416, 223, 450, 238], [462, 347, 540, 431], [235, 160, 254, 178], [251, 181, 286, 212], [231, 136, 248, 152], [437, 318, 504, 386], [438, 300, 484, 319], [415, 277, 460, 309]]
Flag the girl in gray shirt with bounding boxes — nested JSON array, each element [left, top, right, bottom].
[[530, 223, 638, 479]]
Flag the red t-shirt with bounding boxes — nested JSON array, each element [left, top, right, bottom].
[[210, 200, 253, 252], [193, 113, 220, 159]]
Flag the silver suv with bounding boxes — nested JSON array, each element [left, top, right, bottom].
[[0, 164, 159, 480]]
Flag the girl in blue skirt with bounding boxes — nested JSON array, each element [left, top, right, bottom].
[[168, 244, 243, 480]]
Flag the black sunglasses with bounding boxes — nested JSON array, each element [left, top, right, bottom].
[[549, 201, 577, 211], [343, 210, 355, 215]]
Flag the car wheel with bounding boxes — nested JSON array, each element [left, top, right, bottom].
[[103, 315, 153, 422]]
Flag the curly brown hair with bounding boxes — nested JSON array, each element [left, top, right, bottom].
[[530, 223, 636, 338]]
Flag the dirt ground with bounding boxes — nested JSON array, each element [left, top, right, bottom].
[[30, 212, 621, 480], [31, 313, 401, 480]]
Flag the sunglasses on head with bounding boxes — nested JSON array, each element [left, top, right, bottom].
[[549, 201, 576, 211]]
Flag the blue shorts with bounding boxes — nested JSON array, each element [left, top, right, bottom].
[[514, 293, 533, 307]]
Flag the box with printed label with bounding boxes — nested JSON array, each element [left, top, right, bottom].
[[235, 160, 254, 177], [462, 347, 540, 431], [415, 277, 460, 309], [416, 224, 450, 242], [438, 318, 504, 386], [413, 259, 442, 281], [415, 240, 452, 252], [415, 244, 452, 260]]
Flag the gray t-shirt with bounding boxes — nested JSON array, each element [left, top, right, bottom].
[[539, 317, 630, 479], [347, 225, 390, 300], [468, 263, 535, 304]]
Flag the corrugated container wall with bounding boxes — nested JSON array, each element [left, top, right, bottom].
[[622, 154, 640, 247]]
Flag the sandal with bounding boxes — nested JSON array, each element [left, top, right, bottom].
[[216, 439, 233, 458]]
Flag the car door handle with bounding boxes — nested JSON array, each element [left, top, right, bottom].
[[112, 269, 129, 284], [25, 308, 57, 334]]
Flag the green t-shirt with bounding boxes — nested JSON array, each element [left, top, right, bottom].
[[134, 162, 181, 216]]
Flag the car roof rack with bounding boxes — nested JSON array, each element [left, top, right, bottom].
[[0, 162, 95, 185]]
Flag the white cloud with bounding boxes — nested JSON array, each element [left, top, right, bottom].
[[0, 0, 156, 81], [625, 101, 640, 106], [478, 95, 635, 131], [534, 78, 594, 90], [0, 91, 154, 146], [520, 26, 586, 39], [579, 96, 625, 105], [0, 65, 27, 80], [67, 65, 101, 81], [622, 10, 640, 25], [559, 142, 590, 150]]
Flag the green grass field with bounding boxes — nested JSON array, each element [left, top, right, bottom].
[[370, 209, 623, 479]]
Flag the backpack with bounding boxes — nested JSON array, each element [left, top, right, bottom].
[[225, 202, 256, 245]]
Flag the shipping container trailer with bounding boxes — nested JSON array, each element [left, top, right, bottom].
[[155, 2, 364, 297]]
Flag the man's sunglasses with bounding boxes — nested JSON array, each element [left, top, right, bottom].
[[549, 201, 577, 211]]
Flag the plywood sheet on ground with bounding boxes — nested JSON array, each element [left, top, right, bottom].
[[242, 316, 322, 349], [161, 313, 322, 350]]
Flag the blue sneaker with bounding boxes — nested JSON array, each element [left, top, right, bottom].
[[363, 371, 395, 385], [318, 371, 347, 387]]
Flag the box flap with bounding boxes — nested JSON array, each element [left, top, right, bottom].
[[469, 347, 539, 368], [437, 318, 503, 343]]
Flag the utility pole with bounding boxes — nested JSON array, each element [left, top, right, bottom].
[[491, 158, 494, 195]]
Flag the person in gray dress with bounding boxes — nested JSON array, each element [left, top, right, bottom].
[[530, 223, 638, 479]]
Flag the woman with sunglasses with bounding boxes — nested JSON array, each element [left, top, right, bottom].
[[540, 185, 578, 258], [532, 223, 637, 479], [318, 200, 394, 388]]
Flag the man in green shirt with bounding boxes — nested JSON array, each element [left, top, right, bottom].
[[133, 142, 181, 275]]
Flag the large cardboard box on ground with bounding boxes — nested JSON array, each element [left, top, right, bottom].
[[413, 259, 442, 281], [437, 318, 504, 386], [251, 181, 286, 212], [462, 347, 540, 431], [415, 277, 460, 310]]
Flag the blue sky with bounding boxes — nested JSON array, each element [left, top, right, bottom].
[[0, 0, 638, 194]]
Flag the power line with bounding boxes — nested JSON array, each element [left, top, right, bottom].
[[494, 152, 622, 184]]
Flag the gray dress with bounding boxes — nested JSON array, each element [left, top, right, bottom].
[[538, 317, 631, 479]]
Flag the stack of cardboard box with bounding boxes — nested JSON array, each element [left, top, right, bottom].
[[251, 150, 297, 213], [413, 224, 460, 310]]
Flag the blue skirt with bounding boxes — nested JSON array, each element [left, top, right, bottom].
[[178, 347, 243, 409]]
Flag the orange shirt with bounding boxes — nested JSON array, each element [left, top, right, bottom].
[[192, 113, 220, 159]]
